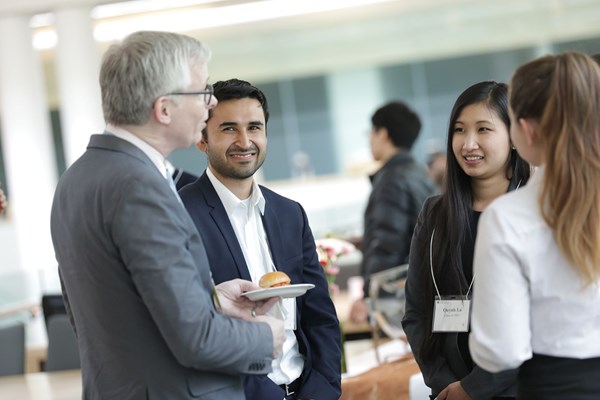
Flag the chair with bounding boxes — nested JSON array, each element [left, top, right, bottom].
[[0, 322, 25, 376], [41, 294, 67, 332], [367, 264, 409, 364], [45, 314, 81, 371]]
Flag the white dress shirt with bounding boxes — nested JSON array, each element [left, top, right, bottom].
[[106, 125, 168, 179], [470, 167, 600, 373], [206, 168, 304, 386], [107, 125, 181, 201]]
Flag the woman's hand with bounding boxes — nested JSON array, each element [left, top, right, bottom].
[[436, 381, 471, 400]]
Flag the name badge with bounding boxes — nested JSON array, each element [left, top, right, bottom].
[[432, 295, 471, 332]]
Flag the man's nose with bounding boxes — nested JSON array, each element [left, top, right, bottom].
[[237, 130, 251, 148]]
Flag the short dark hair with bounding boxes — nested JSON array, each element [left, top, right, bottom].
[[370, 101, 421, 150], [592, 53, 600, 65], [211, 78, 269, 123]]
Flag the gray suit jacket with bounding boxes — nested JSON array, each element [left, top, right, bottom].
[[50, 134, 272, 400]]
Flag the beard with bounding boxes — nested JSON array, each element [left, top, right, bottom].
[[207, 145, 266, 180]]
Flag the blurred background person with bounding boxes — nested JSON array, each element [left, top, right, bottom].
[[349, 101, 436, 324], [180, 78, 341, 400], [165, 159, 198, 190], [427, 151, 447, 191], [470, 53, 600, 399], [291, 151, 315, 179], [403, 81, 531, 400], [0, 184, 6, 214]]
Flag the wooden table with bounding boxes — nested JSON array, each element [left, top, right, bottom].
[[0, 370, 81, 400], [0, 362, 423, 400], [341, 354, 420, 400]]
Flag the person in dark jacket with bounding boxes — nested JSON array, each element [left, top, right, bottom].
[[180, 78, 341, 400], [350, 101, 436, 324], [165, 160, 198, 191]]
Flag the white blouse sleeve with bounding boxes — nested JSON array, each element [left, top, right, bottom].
[[469, 203, 533, 373]]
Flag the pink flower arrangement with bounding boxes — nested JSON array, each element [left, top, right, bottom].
[[315, 238, 356, 295]]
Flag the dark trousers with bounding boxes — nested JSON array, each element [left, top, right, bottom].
[[244, 375, 305, 400], [518, 353, 600, 400]]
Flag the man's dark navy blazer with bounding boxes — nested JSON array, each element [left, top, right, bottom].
[[179, 171, 342, 400]]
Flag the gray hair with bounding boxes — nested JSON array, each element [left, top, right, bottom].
[[100, 31, 211, 126]]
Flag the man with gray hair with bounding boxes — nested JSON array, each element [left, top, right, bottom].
[[51, 31, 284, 400]]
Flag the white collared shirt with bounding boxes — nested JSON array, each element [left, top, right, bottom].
[[106, 124, 169, 179], [206, 168, 304, 385], [470, 167, 600, 373]]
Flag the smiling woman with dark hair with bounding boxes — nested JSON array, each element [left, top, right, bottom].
[[402, 81, 531, 400]]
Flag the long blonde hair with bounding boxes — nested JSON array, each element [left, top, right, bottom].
[[510, 52, 600, 284]]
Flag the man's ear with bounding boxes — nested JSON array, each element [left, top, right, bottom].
[[197, 135, 208, 152], [374, 127, 389, 141], [152, 96, 172, 125]]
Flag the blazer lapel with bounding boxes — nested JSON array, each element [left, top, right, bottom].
[[260, 190, 286, 271], [199, 173, 252, 281]]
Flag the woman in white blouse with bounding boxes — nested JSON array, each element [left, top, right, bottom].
[[470, 52, 600, 399]]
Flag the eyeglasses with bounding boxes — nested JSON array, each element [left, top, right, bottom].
[[167, 84, 214, 105]]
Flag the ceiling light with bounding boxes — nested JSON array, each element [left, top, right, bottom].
[[94, 0, 395, 42], [91, 0, 228, 19], [32, 0, 395, 49]]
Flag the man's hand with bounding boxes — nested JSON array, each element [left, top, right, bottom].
[[215, 279, 285, 359], [436, 381, 471, 400], [255, 315, 285, 359], [349, 298, 369, 324], [215, 279, 279, 320]]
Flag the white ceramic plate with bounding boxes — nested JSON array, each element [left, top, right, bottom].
[[242, 284, 315, 301]]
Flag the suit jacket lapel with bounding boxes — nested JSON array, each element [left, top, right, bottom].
[[198, 173, 252, 281], [261, 190, 285, 271]]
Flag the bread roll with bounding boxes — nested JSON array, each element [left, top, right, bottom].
[[259, 271, 291, 288]]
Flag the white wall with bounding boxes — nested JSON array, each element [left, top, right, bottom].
[[0, 219, 21, 272], [267, 174, 371, 239]]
